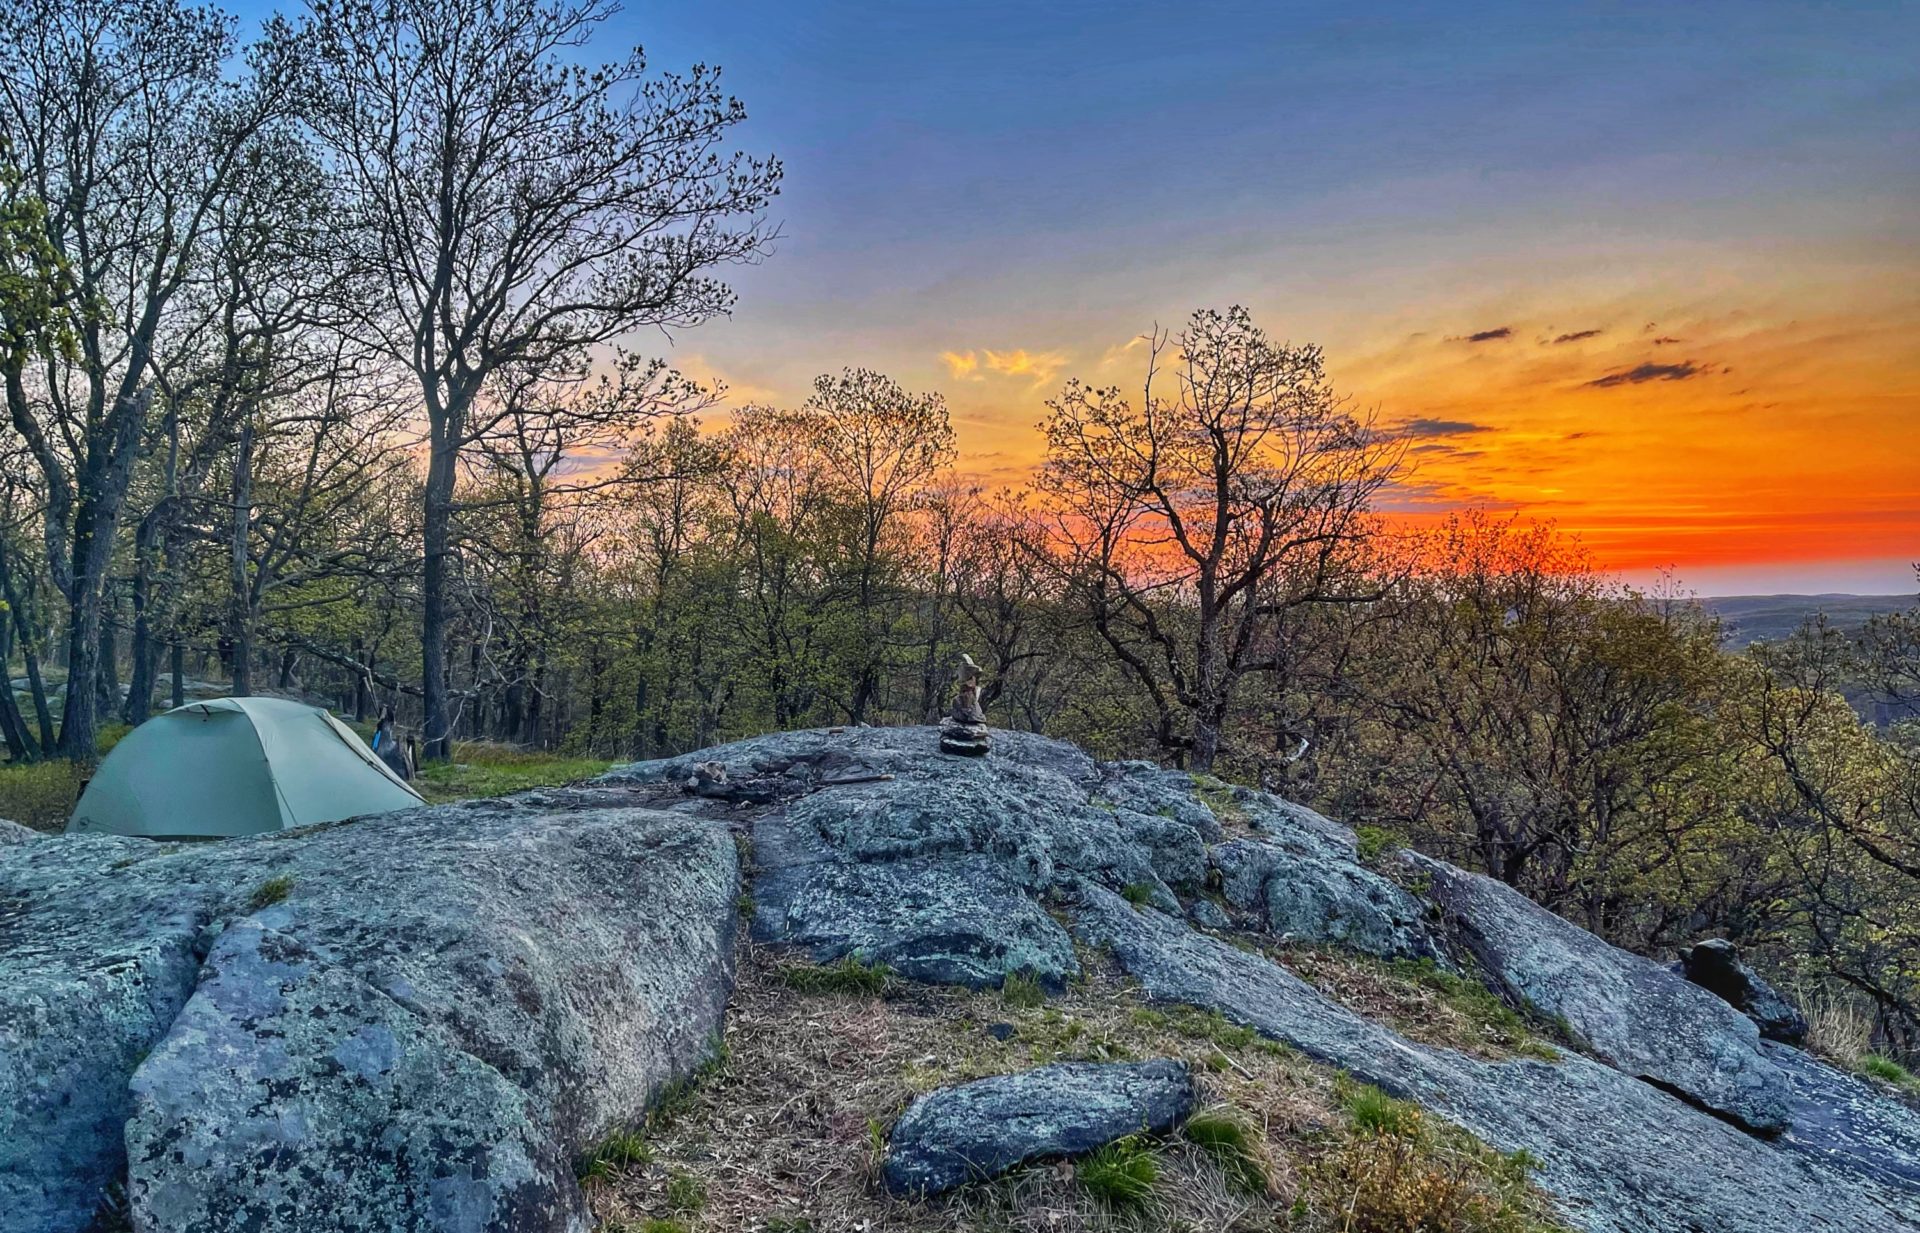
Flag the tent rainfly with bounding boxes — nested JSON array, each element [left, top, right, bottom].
[[67, 696, 425, 840]]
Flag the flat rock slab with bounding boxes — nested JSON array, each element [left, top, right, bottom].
[[883, 1060, 1196, 1196], [1069, 885, 1919, 1233], [1, 789, 738, 1233], [1764, 1040, 1920, 1193], [1410, 854, 1791, 1134]]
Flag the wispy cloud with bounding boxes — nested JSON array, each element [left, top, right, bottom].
[[1652, 336, 1683, 345], [1551, 329, 1603, 344], [1460, 326, 1513, 343], [942, 347, 1069, 388], [1390, 417, 1493, 439], [1100, 334, 1151, 368], [941, 350, 981, 380], [1585, 360, 1705, 388]]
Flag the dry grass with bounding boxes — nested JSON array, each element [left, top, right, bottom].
[[1275, 950, 1562, 1063], [1803, 991, 1873, 1068], [585, 940, 1568, 1233]]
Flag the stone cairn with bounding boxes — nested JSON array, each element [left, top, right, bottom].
[[939, 653, 991, 757]]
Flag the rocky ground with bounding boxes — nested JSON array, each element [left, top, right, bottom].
[[4, 724, 1919, 1232]]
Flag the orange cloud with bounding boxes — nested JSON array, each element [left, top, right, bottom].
[[941, 347, 1068, 388]]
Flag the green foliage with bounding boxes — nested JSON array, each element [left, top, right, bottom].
[[1120, 881, 1156, 908], [576, 1128, 651, 1185], [1340, 1082, 1421, 1138], [247, 875, 294, 911], [1074, 1135, 1159, 1208], [775, 955, 892, 996], [999, 971, 1046, 1009], [0, 759, 84, 831], [1858, 1054, 1918, 1089], [1182, 1108, 1268, 1195], [1354, 825, 1399, 863], [0, 721, 133, 830], [413, 743, 613, 804]]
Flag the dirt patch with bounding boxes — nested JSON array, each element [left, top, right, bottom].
[[584, 940, 1567, 1233]]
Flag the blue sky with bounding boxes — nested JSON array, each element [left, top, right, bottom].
[[234, 1, 1920, 592]]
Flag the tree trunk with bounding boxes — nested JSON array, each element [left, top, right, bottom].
[[57, 592, 102, 760], [226, 423, 256, 695], [55, 386, 150, 760], [170, 640, 185, 710], [124, 524, 158, 724], [0, 541, 54, 752], [353, 639, 372, 722], [96, 605, 119, 718], [421, 437, 458, 761], [0, 606, 36, 761]]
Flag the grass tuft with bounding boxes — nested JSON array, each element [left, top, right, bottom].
[[1341, 1082, 1423, 1139], [774, 955, 892, 996], [1182, 1107, 1268, 1195], [1859, 1053, 1919, 1090], [1188, 773, 1248, 825], [1074, 1135, 1159, 1208], [999, 970, 1046, 1009], [247, 874, 294, 911], [1120, 881, 1156, 908], [577, 1129, 652, 1185]]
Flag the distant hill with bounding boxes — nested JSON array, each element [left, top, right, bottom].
[[1702, 594, 1915, 648]]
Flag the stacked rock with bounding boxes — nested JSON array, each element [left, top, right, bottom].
[[940, 654, 991, 757]]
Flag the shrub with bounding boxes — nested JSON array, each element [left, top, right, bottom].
[[0, 758, 86, 831], [1000, 971, 1046, 1009], [1182, 1108, 1268, 1195], [1075, 1135, 1159, 1208], [775, 956, 892, 996], [1314, 1131, 1529, 1233], [1121, 881, 1156, 908], [247, 875, 294, 911]]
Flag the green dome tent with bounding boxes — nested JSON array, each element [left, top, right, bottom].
[[67, 697, 426, 840]]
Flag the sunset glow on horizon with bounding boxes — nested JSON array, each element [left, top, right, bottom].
[[550, 0, 1919, 594]]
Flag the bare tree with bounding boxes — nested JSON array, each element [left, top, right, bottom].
[[803, 368, 954, 723], [296, 0, 780, 757], [460, 355, 714, 743], [0, 0, 297, 755], [1040, 306, 1398, 771]]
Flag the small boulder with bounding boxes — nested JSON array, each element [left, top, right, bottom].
[[883, 1060, 1196, 1196], [0, 817, 42, 844], [1679, 939, 1809, 1045]]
